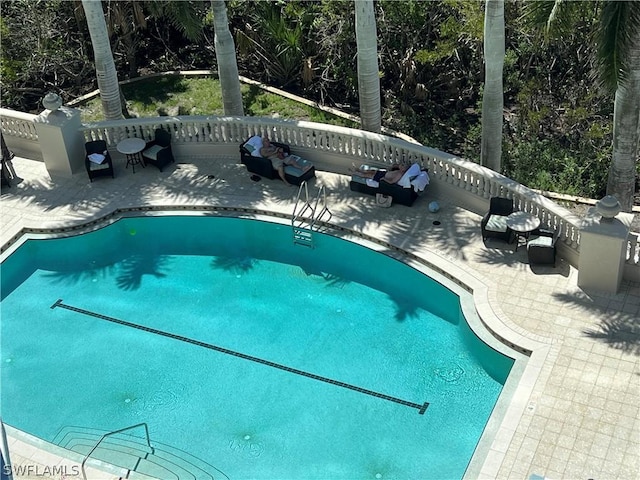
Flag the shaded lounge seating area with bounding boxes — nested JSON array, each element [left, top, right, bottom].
[[85, 140, 114, 182], [349, 163, 429, 207], [240, 135, 315, 186], [481, 196, 514, 243], [142, 129, 175, 172]]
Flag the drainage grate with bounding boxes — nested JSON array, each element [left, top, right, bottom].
[[52, 299, 429, 415]]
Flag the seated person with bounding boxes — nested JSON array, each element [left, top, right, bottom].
[[260, 136, 312, 186], [349, 162, 409, 185]]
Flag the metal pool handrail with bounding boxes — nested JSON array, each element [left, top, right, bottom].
[[0, 417, 14, 480], [81, 422, 154, 480], [310, 184, 332, 229]]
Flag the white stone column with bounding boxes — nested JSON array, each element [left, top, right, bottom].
[[34, 96, 84, 178], [578, 196, 633, 293]]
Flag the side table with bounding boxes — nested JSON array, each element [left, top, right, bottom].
[[117, 138, 146, 173], [506, 211, 541, 251]]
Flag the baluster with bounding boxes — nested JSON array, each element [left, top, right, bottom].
[[196, 122, 204, 143], [626, 233, 639, 264], [195, 122, 204, 143], [449, 165, 458, 186], [210, 120, 220, 143], [436, 160, 446, 183], [468, 171, 477, 194], [185, 122, 194, 142], [462, 168, 472, 192]]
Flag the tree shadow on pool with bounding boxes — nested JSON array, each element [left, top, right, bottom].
[[211, 255, 258, 273], [116, 254, 171, 291], [40, 254, 172, 292], [42, 265, 119, 285], [391, 296, 423, 322], [299, 266, 352, 289], [319, 273, 351, 289]]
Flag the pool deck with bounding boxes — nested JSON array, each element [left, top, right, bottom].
[[1, 155, 638, 480]]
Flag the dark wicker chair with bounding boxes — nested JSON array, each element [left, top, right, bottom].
[[481, 197, 514, 243], [142, 129, 175, 172], [85, 140, 114, 182], [527, 228, 559, 265]]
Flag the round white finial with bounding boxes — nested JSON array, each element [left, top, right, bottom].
[[596, 195, 621, 220], [42, 92, 63, 111]]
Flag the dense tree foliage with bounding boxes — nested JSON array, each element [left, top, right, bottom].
[[0, 0, 636, 202], [0, 0, 91, 111]]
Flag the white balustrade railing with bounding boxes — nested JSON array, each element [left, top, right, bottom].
[[0, 107, 637, 274], [0, 108, 42, 161], [0, 108, 38, 140]]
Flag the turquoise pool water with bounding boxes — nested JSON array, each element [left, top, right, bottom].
[[1, 216, 514, 479]]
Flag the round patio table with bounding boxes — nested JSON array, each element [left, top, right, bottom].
[[117, 138, 146, 173], [506, 211, 541, 251]]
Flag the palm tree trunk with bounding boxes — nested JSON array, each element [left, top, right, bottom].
[[355, 0, 381, 133], [81, 0, 123, 120], [211, 0, 244, 116], [606, 18, 640, 211], [480, 0, 505, 172]]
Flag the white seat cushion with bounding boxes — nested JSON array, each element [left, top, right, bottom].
[[89, 162, 110, 171], [485, 215, 508, 232], [528, 235, 553, 247], [143, 144, 164, 160], [284, 157, 313, 177]]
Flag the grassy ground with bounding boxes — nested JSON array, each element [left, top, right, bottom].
[[77, 75, 357, 128]]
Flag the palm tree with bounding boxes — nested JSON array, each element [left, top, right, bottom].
[[525, 0, 640, 211], [601, 2, 640, 211], [480, 0, 505, 172], [211, 0, 244, 116], [81, 0, 122, 120], [104, 1, 205, 78], [354, 0, 381, 133], [235, 2, 307, 89]]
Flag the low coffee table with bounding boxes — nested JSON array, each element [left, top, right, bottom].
[[506, 211, 541, 251], [117, 138, 146, 173]]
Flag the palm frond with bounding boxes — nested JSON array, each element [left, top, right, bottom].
[[244, 2, 305, 87], [133, 1, 146, 29], [155, 0, 205, 42], [520, 0, 581, 38], [595, 0, 640, 93]]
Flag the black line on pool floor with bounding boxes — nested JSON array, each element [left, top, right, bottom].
[[52, 299, 429, 415]]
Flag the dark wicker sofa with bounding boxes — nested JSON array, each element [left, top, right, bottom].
[[239, 136, 315, 186], [348, 164, 428, 207], [349, 177, 419, 206]]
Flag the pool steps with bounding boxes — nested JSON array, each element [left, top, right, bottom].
[[293, 226, 313, 247], [52, 426, 228, 480]]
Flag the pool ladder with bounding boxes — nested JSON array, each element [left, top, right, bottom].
[[292, 181, 332, 248]]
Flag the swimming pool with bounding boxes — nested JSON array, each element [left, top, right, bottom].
[[1, 214, 517, 479]]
